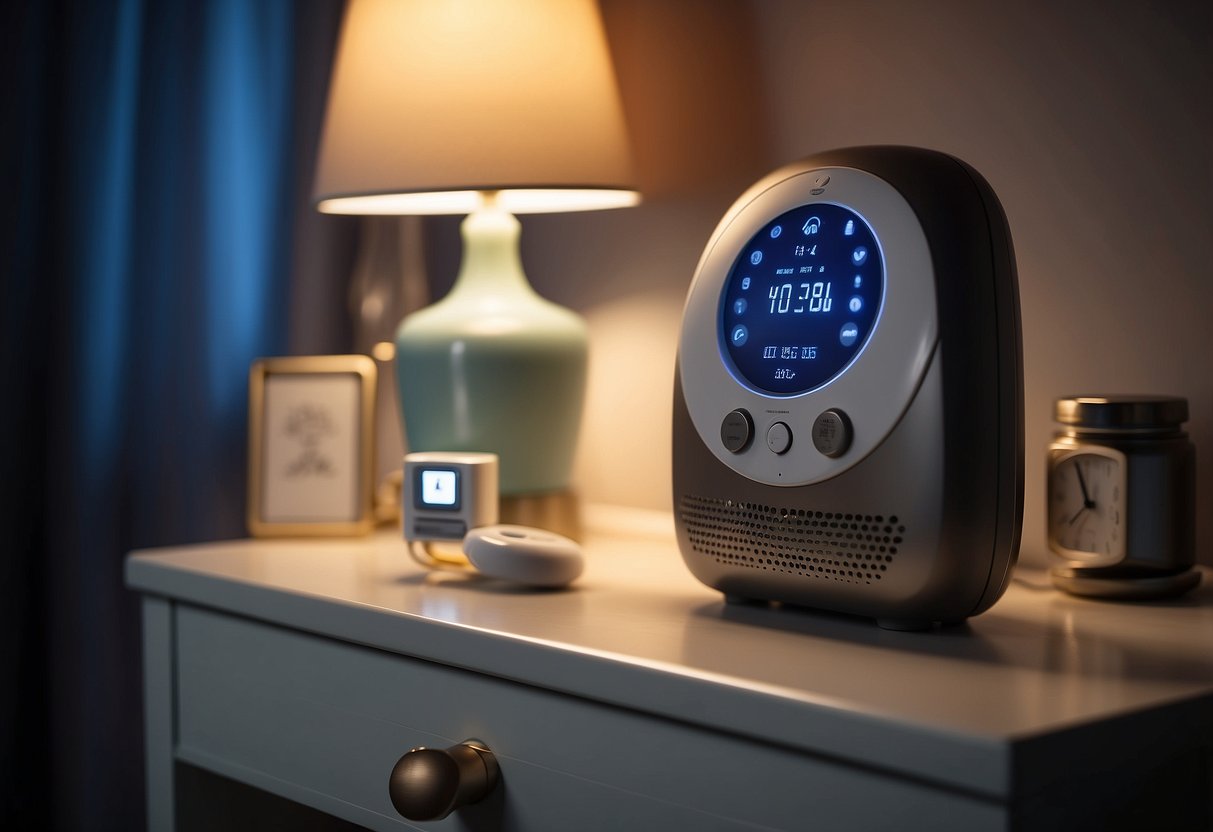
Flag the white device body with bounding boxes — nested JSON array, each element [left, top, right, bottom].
[[403, 452, 499, 542], [463, 525, 584, 588], [673, 147, 1023, 629]]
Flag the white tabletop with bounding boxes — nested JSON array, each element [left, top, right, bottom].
[[126, 505, 1213, 800]]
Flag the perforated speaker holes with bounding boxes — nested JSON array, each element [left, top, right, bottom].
[[679, 495, 906, 586]]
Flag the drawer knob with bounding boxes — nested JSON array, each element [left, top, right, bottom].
[[388, 739, 500, 821]]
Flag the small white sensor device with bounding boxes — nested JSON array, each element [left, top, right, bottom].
[[463, 525, 585, 588], [402, 452, 585, 588], [403, 452, 499, 542]]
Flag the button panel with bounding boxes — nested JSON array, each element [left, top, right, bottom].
[[766, 422, 793, 455], [720, 409, 753, 453], [812, 409, 852, 458]]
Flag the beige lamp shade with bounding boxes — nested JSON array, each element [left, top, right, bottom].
[[314, 0, 638, 215]]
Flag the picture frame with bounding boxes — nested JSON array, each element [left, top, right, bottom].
[[247, 355, 377, 537]]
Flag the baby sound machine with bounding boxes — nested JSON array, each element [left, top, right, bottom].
[[673, 146, 1023, 629]]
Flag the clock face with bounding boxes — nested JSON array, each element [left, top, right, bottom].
[[1047, 446, 1127, 565]]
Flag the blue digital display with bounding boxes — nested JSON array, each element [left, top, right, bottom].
[[720, 203, 883, 395]]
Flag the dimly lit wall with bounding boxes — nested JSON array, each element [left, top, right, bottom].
[[422, 0, 1212, 569], [750, 0, 1212, 568]]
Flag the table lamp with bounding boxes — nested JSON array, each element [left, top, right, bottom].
[[313, 0, 638, 496]]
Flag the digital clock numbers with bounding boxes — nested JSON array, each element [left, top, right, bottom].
[[768, 281, 832, 314], [720, 203, 883, 395]]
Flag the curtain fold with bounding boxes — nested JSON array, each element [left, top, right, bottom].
[[2, 1, 355, 827]]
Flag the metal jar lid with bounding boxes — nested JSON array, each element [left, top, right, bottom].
[[1055, 395, 1189, 430]]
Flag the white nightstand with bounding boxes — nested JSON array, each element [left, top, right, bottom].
[[126, 507, 1213, 830]]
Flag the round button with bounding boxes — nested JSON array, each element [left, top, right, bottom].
[[766, 422, 793, 455], [812, 409, 852, 458], [720, 409, 753, 453]]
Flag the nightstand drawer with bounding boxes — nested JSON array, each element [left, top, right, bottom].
[[175, 604, 1000, 831]]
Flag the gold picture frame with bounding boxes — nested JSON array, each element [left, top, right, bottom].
[[247, 355, 377, 537]]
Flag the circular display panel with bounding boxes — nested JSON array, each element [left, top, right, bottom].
[[677, 163, 937, 488], [719, 203, 883, 395]]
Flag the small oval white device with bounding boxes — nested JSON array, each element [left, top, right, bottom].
[[463, 525, 585, 588], [674, 146, 1024, 629]]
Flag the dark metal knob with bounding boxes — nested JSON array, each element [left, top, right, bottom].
[[388, 739, 500, 821]]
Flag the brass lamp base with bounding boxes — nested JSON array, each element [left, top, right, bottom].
[[500, 490, 582, 542]]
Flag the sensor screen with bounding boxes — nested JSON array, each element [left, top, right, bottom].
[[719, 203, 883, 395], [418, 468, 459, 509]]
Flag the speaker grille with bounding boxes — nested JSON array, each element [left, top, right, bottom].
[[679, 495, 906, 586]]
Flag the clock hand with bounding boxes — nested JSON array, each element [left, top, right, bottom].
[[1067, 504, 1087, 526], [1074, 460, 1095, 508]]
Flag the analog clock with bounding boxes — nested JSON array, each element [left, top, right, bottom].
[[1047, 445, 1127, 567], [1046, 395, 1199, 600]]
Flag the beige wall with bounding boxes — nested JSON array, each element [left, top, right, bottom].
[[423, 0, 1212, 568]]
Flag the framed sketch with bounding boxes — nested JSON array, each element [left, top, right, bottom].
[[248, 355, 377, 537]]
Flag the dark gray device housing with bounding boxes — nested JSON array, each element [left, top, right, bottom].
[[673, 146, 1023, 629]]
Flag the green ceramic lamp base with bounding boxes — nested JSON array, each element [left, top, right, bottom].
[[395, 198, 588, 496]]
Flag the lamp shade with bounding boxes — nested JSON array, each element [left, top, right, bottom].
[[313, 0, 638, 215]]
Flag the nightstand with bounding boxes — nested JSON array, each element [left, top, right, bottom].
[[126, 507, 1213, 830]]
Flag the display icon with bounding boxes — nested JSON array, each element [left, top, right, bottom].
[[770, 225, 783, 239], [750, 251, 763, 265], [731, 325, 749, 346], [851, 246, 867, 266], [733, 298, 747, 315], [741, 276, 751, 290], [853, 275, 862, 288], [844, 220, 855, 236], [839, 323, 859, 347], [848, 296, 863, 313], [802, 216, 821, 235], [421, 470, 458, 506]]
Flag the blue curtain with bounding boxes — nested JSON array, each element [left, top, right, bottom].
[[1, 1, 354, 827]]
